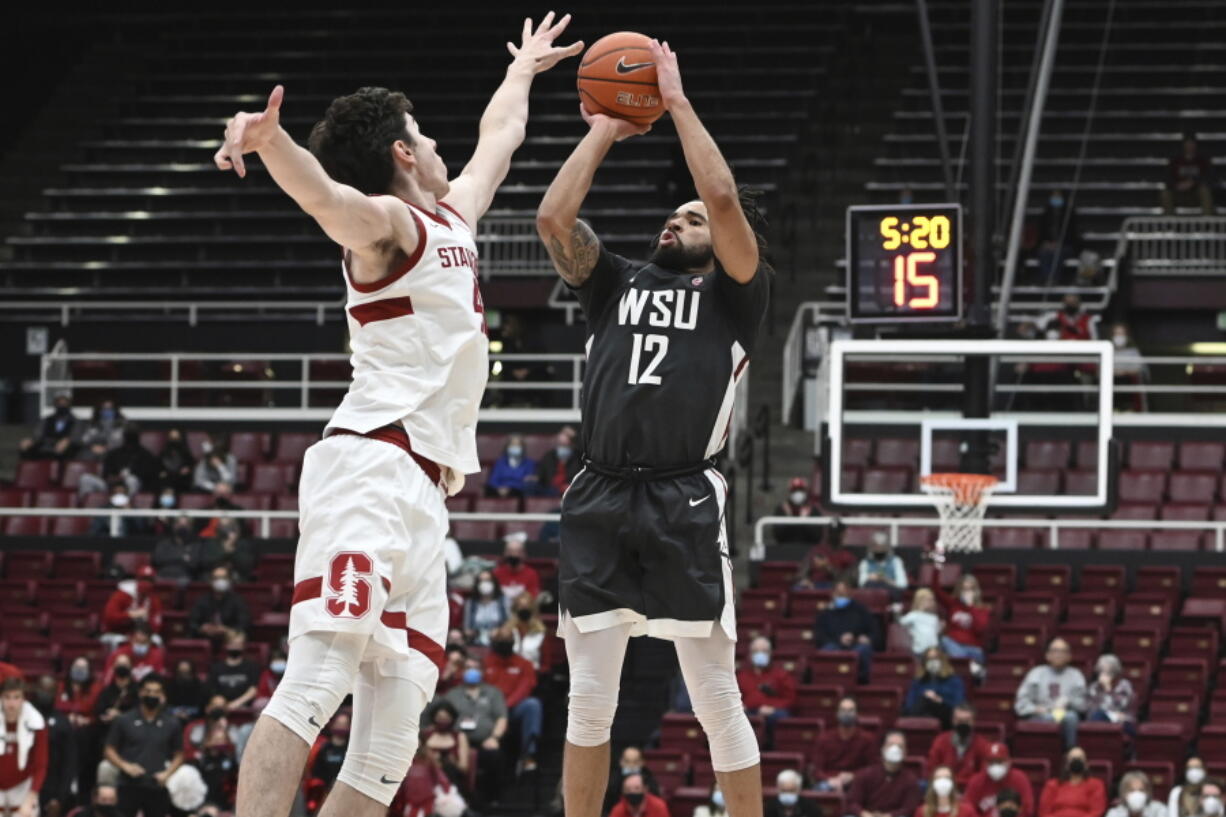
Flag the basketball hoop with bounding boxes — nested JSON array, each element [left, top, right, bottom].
[[921, 473, 999, 559]]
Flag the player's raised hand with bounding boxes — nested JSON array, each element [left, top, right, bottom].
[[506, 11, 584, 73], [579, 105, 650, 142], [213, 84, 284, 178], [649, 39, 686, 109]]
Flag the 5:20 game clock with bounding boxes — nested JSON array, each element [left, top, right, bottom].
[[845, 203, 963, 323]]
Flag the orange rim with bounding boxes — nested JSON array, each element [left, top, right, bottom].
[[921, 472, 999, 505]]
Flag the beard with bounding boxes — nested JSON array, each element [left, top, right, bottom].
[[649, 236, 713, 271]]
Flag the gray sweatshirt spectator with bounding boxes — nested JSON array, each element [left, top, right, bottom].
[[193, 452, 237, 493], [1014, 637, 1086, 749]]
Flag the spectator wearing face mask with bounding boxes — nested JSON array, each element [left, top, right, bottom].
[[192, 446, 237, 495], [1038, 748, 1105, 817], [438, 645, 468, 695], [487, 435, 538, 498], [164, 661, 205, 722], [58, 656, 101, 728], [533, 429, 580, 496], [1170, 759, 1208, 817], [604, 747, 661, 815], [310, 712, 350, 793], [846, 731, 922, 817], [90, 480, 140, 538], [198, 514, 255, 581], [994, 791, 1025, 817], [78, 401, 127, 463], [858, 532, 908, 597], [609, 773, 669, 817], [156, 428, 195, 494], [1192, 780, 1224, 817], [694, 784, 729, 817], [509, 593, 546, 669], [1033, 189, 1081, 285], [147, 488, 181, 538], [103, 674, 183, 817], [1109, 323, 1147, 411], [195, 721, 238, 816], [94, 424, 160, 496], [421, 700, 472, 794], [1015, 638, 1086, 749], [1086, 653, 1135, 735], [205, 633, 258, 711], [0, 677, 49, 817], [1107, 772, 1167, 817], [483, 625, 542, 772], [189, 566, 250, 643], [493, 533, 541, 600], [152, 516, 205, 584], [930, 573, 989, 677], [917, 765, 976, 817], [19, 394, 81, 461], [183, 695, 245, 762], [793, 521, 856, 590], [765, 770, 819, 817], [442, 658, 508, 806], [963, 744, 1033, 817], [899, 589, 942, 656], [904, 648, 965, 729], [101, 567, 163, 642], [813, 697, 877, 793], [253, 649, 286, 712], [80, 785, 121, 817], [105, 624, 165, 684], [463, 570, 509, 646], [736, 636, 796, 743], [773, 478, 821, 545], [927, 703, 990, 790], [816, 580, 878, 683]]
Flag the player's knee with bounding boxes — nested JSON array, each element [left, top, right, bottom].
[[261, 631, 363, 745], [566, 675, 619, 747], [689, 676, 759, 772], [336, 726, 420, 807], [262, 677, 347, 746]]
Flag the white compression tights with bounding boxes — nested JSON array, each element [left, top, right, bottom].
[[562, 617, 760, 773]]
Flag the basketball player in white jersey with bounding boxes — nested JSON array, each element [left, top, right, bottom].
[[211, 14, 582, 817]]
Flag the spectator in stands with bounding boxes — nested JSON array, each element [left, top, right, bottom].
[[533, 428, 580, 496], [963, 744, 1033, 817], [493, 532, 541, 600], [0, 677, 48, 817], [1085, 652, 1135, 735], [1107, 772, 1167, 817], [104, 674, 183, 817], [813, 696, 876, 793], [487, 435, 537, 497], [1191, 780, 1224, 817], [1046, 294, 1097, 342], [1161, 132, 1214, 215], [1169, 758, 1207, 817], [93, 424, 160, 495], [148, 487, 180, 537], [19, 393, 80, 460], [815, 580, 877, 682], [194, 721, 238, 816], [206, 632, 258, 711], [1033, 189, 1080, 284], [858, 532, 908, 598], [1110, 323, 1148, 411], [78, 401, 127, 462], [604, 746, 662, 816], [736, 636, 796, 744], [927, 703, 990, 790], [442, 656, 509, 805], [438, 645, 468, 695], [395, 746, 464, 817], [253, 648, 286, 711], [793, 520, 856, 590], [164, 660, 205, 722], [484, 624, 542, 772], [421, 700, 471, 794], [192, 449, 236, 495], [90, 480, 140, 538], [899, 588, 941, 655], [510, 592, 546, 669], [463, 570, 509, 645], [198, 515, 255, 580], [773, 477, 821, 545], [156, 429, 194, 494], [310, 712, 349, 795], [184, 695, 245, 762], [845, 730, 922, 817], [101, 567, 163, 643], [152, 516, 204, 584], [105, 622, 165, 683], [609, 772, 669, 817], [1014, 637, 1086, 749], [1038, 747, 1106, 817], [765, 769, 818, 817], [695, 782, 728, 817], [904, 647, 965, 729], [79, 785, 120, 817], [189, 565, 250, 643], [58, 656, 101, 728], [94, 654, 139, 735], [196, 484, 241, 535], [931, 573, 988, 676], [918, 765, 975, 817]]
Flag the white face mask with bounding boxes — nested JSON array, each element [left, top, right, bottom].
[[925, 660, 942, 675], [960, 591, 976, 605], [932, 778, 954, 798], [1113, 335, 1127, 348], [883, 745, 904, 764], [789, 490, 807, 506], [478, 581, 495, 597], [1202, 797, 1223, 816], [1125, 792, 1148, 812], [987, 764, 1008, 781], [1187, 768, 1206, 785]]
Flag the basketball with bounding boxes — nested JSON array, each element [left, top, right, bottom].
[[576, 31, 664, 125]]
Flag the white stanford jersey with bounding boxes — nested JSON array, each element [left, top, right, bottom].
[[328, 199, 487, 492]]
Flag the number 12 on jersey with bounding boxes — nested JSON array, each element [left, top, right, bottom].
[[628, 333, 669, 386]]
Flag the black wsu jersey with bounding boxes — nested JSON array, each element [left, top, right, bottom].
[[574, 246, 770, 469]]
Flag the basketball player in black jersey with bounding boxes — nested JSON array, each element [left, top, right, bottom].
[[537, 40, 769, 817]]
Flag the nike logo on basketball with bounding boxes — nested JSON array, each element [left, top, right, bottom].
[[380, 775, 400, 785], [690, 495, 711, 507], [615, 57, 653, 74]]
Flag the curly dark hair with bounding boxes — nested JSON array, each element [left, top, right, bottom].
[[308, 87, 415, 195]]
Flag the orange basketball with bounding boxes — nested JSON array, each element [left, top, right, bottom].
[[576, 31, 664, 125]]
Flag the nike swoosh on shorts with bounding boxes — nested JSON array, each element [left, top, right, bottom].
[[689, 495, 711, 507]]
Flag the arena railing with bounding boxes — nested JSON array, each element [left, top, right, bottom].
[[37, 350, 585, 423], [0, 300, 343, 327], [1114, 215, 1226, 277], [752, 515, 1226, 560]]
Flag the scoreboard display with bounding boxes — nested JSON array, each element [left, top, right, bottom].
[[846, 203, 963, 323]]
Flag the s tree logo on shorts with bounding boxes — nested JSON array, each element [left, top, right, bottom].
[[326, 551, 373, 619]]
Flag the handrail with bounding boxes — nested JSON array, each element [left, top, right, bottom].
[[0, 300, 343, 327], [1114, 215, 1226, 277], [781, 302, 824, 424]]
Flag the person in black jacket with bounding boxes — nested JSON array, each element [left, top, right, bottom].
[[816, 579, 878, 683], [33, 675, 78, 817], [18, 394, 81, 460], [101, 424, 162, 494], [189, 566, 250, 643]]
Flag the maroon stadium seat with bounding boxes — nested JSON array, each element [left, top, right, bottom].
[[1199, 726, 1226, 761], [1147, 698, 1199, 736], [1074, 440, 1099, 469], [445, 496, 473, 514], [895, 717, 940, 756], [973, 564, 1018, 596], [450, 520, 499, 541], [1160, 503, 1211, 522], [759, 751, 807, 783], [1123, 595, 1174, 636], [658, 714, 706, 756], [1012, 721, 1064, 769], [642, 748, 688, 793], [473, 497, 520, 514], [47, 608, 97, 639], [4, 550, 52, 577], [787, 590, 831, 618], [843, 438, 874, 467], [792, 685, 844, 720], [740, 590, 786, 619], [48, 517, 90, 536], [1055, 626, 1106, 658], [1150, 531, 1204, 551], [1178, 441, 1225, 471], [985, 527, 1042, 550], [111, 552, 150, 575], [55, 551, 101, 579], [522, 434, 554, 462], [13, 461, 57, 491], [248, 463, 290, 494], [1112, 626, 1163, 662], [1168, 472, 1219, 503], [1064, 470, 1099, 495], [1168, 627, 1219, 662], [33, 490, 75, 509], [854, 687, 902, 728], [669, 787, 713, 817], [267, 519, 298, 539], [1111, 503, 1159, 521], [808, 652, 860, 687], [165, 638, 213, 669], [1079, 566, 1126, 595], [871, 652, 916, 688], [273, 432, 318, 463], [1098, 531, 1148, 551], [996, 624, 1048, 654], [228, 432, 268, 463], [1017, 469, 1062, 495], [1076, 722, 1126, 770], [875, 438, 918, 468], [476, 434, 508, 464], [177, 494, 211, 511], [1157, 658, 1208, 694], [842, 525, 889, 547], [1026, 564, 1073, 592], [1134, 722, 1186, 765], [1117, 471, 1168, 504], [1012, 592, 1065, 622], [1011, 758, 1051, 803], [1191, 566, 1226, 597], [1066, 595, 1117, 624], [37, 579, 83, 606], [1180, 598, 1226, 633], [859, 467, 911, 494], [756, 561, 796, 590], [1025, 440, 1071, 469], [1135, 567, 1182, 600], [1129, 441, 1175, 470], [0, 489, 30, 508], [772, 717, 823, 754], [772, 621, 816, 653]]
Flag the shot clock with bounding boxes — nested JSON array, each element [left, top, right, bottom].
[[845, 203, 963, 322]]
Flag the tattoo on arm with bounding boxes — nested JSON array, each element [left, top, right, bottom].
[[545, 220, 600, 287]]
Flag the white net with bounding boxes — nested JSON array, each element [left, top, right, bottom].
[[920, 473, 999, 556]]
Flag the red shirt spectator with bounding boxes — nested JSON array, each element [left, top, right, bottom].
[[964, 745, 1034, 817], [1038, 777, 1105, 817], [0, 694, 48, 793], [492, 562, 540, 601], [482, 650, 536, 709], [846, 761, 923, 817], [813, 723, 877, 779], [930, 575, 989, 650], [928, 729, 992, 788], [609, 792, 670, 817], [798, 543, 856, 586], [736, 653, 797, 712], [105, 641, 165, 684], [101, 575, 163, 635]]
